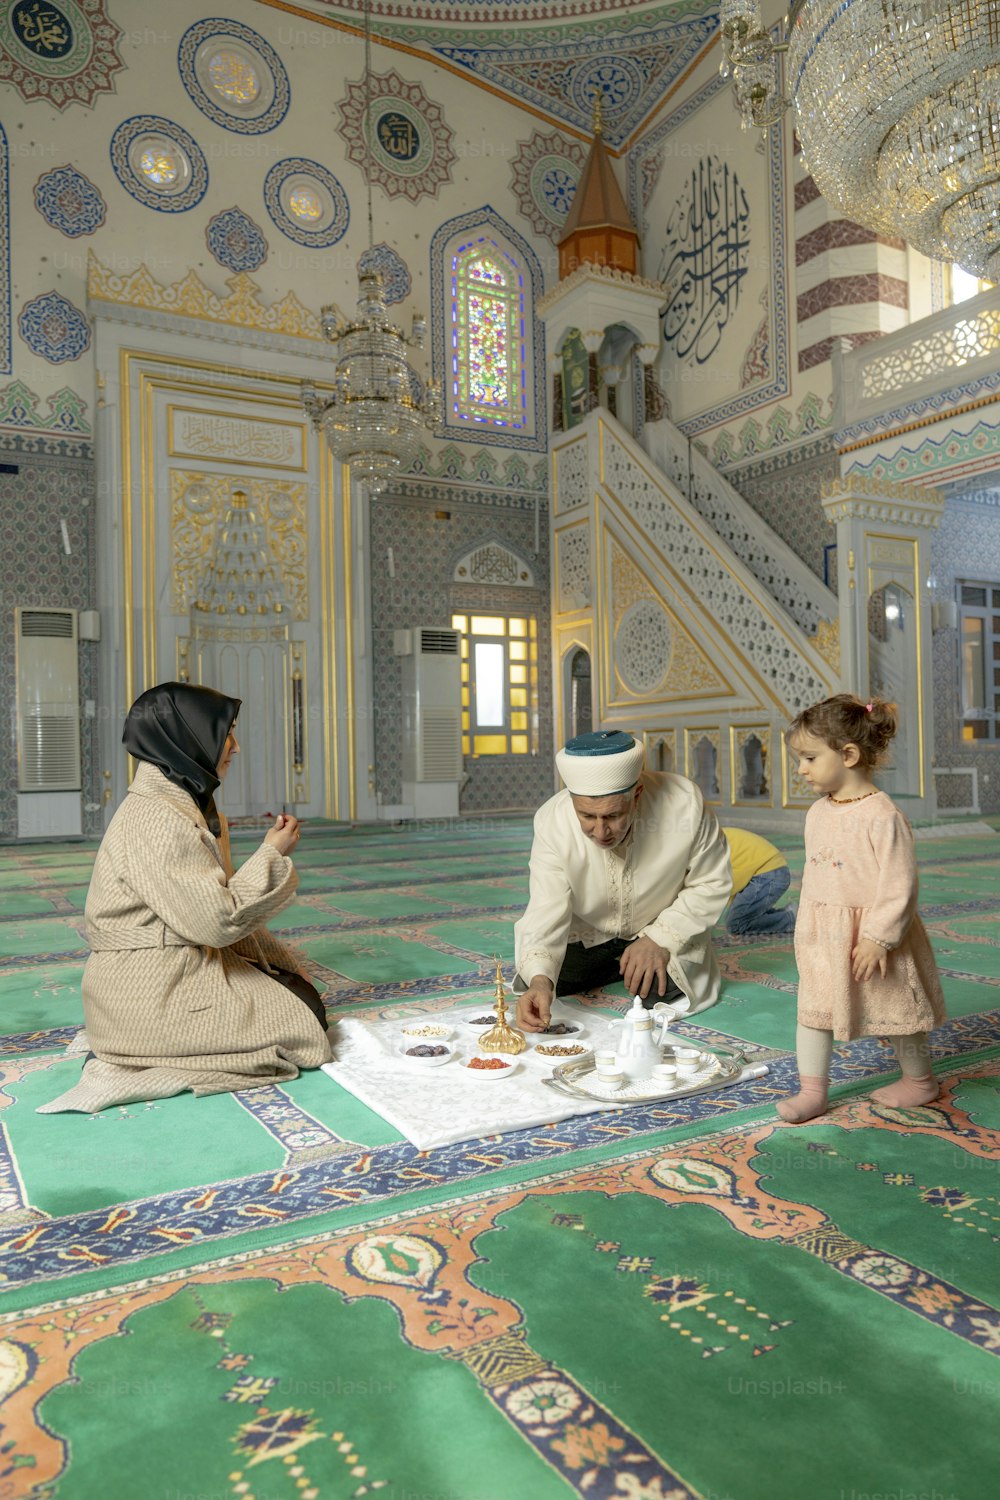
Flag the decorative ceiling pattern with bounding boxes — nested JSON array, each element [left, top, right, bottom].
[[255, 1, 719, 148], [509, 129, 586, 243]]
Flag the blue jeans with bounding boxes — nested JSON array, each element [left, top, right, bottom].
[[726, 866, 795, 936]]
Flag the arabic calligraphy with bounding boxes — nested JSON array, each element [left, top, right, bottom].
[[12, 0, 74, 59], [658, 155, 749, 366], [377, 111, 420, 163]]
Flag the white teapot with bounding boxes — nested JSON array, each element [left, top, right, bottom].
[[607, 993, 692, 1081]]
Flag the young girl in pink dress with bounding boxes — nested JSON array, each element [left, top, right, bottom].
[[778, 693, 946, 1123]]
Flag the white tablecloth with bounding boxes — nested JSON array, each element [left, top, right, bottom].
[[322, 1004, 616, 1150]]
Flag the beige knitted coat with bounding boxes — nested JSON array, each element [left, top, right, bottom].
[[38, 763, 332, 1113]]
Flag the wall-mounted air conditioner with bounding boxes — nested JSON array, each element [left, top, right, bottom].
[[15, 606, 82, 838], [394, 625, 463, 817]]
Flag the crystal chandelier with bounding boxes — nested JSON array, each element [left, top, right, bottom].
[[719, 0, 1000, 281], [301, 0, 440, 494]]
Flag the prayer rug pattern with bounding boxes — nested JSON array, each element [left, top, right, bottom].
[[1, 818, 999, 1497]]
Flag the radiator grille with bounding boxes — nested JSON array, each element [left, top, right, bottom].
[[19, 713, 80, 789], [419, 628, 459, 655], [20, 609, 74, 638], [421, 709, 463, 779]]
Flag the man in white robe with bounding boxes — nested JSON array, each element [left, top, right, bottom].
[[514, 731, 732, 1031]]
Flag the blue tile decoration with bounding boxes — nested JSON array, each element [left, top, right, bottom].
[[0, 125, 9, 375], [430, 205, 547, 452], [205, 206, 268, 273], [263, 158, 349, 248], [0, 380, 90, 438], [18, 292, 90, 365], [109, 115, 208, 214], [358, 243, 411, 306], [177, 17, 290, 135], [431, 14, 718, 151], [33, 164, 106, 238]]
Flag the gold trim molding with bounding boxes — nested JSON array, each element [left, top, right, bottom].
[[88, 253, 343, 341], [812, 617, 840, 671], [821, 475, 945, 529]]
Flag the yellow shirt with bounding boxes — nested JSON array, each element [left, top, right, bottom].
[[723, 828, 786, 896]]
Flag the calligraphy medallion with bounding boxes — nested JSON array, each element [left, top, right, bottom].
[[377, 110, 420, 162], [109, 117, 209, 214], [338, 69, 455, 203], [0, 0, 123, 109], [263, 158, 349, 248], [178, 18, 290, 135]]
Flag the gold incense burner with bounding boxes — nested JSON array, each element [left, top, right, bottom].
[[477, 957, 526, 1056]]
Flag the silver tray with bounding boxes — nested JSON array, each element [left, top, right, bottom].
[[540, 1038, 748, 1104]]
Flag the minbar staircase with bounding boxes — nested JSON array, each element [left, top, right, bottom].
[[550, 408, 840, 815]]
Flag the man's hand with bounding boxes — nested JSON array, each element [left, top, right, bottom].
[[515, 977, 554, 1033], [852, 937, 888, 983], [620, 936, 671, 999]]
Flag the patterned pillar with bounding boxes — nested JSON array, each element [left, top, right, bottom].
[[821, 477, 943, 815], [794, 145, 909, 374]]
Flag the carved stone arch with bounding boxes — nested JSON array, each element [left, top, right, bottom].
[[430, 204, 546, 450], [561, 639, 592, 742]]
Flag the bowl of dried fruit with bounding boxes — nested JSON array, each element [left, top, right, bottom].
[[524, 1019, 588, 1048], [397, 1041, 455, 1068], [464, 1054, 518, 1080]]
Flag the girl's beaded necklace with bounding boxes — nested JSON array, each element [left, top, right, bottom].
[[828, 790, 878, 804]]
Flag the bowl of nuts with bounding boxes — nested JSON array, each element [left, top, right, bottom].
[[528, 1040, 591, 1064], [399, 1021, 454, 1043]]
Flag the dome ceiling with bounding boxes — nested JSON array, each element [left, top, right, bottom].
[[254, 0, 720, 149]]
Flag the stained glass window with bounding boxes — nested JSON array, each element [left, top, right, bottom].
[[450, 238, 527, 430]]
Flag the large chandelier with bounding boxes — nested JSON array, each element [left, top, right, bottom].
[[301, 0, 440, 493], [720, 0, 1000, 281]]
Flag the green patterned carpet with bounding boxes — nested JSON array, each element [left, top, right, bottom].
[[2, 818, 999, 1499]]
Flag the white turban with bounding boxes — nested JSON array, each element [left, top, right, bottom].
[[555, 731, 645, 797]]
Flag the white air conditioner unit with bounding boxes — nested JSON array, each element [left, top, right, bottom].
[[15, 606, 82, 838], [396, 625, 463, 817]]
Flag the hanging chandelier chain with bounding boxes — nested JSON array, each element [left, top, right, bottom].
[[363, 0, 375, 256], [299, 0, 441, 496]]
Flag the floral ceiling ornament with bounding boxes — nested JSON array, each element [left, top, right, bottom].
[[337, 67, 455, 203], [0, 0, 124, 110], [33, 164, 106, 237], [510, 129, 587, 244]]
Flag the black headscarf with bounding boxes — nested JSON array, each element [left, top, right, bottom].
[[123, 682, 241, 835]]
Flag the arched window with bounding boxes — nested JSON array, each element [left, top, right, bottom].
[[451, 239, 526, 432], [431, 207, 545, 450]]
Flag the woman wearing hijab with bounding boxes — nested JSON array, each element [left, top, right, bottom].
[[40, 682, 332, 1114]]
